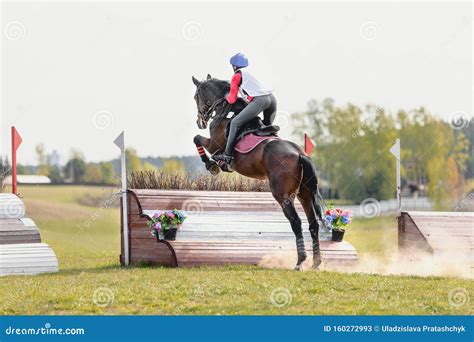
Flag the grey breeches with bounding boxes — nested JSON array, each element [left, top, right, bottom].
[[225, 94, 277, 155]]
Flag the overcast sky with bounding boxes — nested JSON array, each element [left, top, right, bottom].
[[1, 1, 472, 165]]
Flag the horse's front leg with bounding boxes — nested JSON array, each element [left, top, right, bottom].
[[193, 135, 220, 175]]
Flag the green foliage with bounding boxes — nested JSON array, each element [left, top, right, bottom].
[[459, 118, 473, 179], [33, 144, 64, 183], [78, 162, 117, 185], [16, 164, 32, 175], [64, 157, 86, 183], [292, 99, 470, 208], [35, 143, 47, 166], [99, 162, 116, 185], [126, 148, 142, 172], [47, 165, 64, 183], [161, 159, 185, 174], [84, 163, 102, 184]]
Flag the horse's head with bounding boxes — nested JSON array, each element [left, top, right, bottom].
[[192, 74, 230, 129]]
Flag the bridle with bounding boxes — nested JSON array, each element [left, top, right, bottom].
[[200, 98, 226, 121], [195, 83, 231, 127]]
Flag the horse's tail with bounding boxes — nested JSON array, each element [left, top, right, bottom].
[[299, 154, 327, 222]]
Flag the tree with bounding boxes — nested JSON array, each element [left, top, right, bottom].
[[35, 144, 47, 166], [99, 162, 116, 185], [292, 100, 469, 208], [48, 165, 64, 184], [458, 118, 473, 179], [161, 159, 185, 174], [35, 144, 50, 176], [126, 148, 142, 173], [84, 163, 102, 184], [16, 164, 32, 175], [64, 157, 86, 183]]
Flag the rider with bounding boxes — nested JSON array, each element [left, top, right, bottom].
[[213, 53, 277, 167]]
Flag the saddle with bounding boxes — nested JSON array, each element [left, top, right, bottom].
[[214, 116, 279, 173], [225, 116, 280, 142]]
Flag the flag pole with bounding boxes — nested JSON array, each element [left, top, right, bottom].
[[114, 131, 129, 266], [11, 127, 23, 195], [389, 139, 401, 217]]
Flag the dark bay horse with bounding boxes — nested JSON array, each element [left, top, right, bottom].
[[192, 74, 324, 270]]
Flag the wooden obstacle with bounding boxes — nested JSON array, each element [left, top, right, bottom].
[[398, 211, 474, 263], [0, 218, 41, 244], [0, 193, 58, 276], [121, 189, 358, 267]]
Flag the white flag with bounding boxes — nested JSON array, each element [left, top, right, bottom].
[[389, 139, 400, 161], [114, 131, 125, 151]]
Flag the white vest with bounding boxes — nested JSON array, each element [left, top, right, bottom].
[[238, 69, 271, 100]]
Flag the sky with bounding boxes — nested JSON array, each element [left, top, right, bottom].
[[1, 1, 472, 165]]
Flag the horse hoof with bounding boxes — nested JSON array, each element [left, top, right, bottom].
[[206, 162, 220, 175], [294, 265, 303, 271], [297, 252, 307, 263], [311, 258, 322, 269]]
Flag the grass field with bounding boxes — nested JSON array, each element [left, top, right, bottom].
[[0, 185, 472, 315]]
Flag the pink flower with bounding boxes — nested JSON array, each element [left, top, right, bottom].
[[152, 212, 159, 219], [168, 213, 175, 219]]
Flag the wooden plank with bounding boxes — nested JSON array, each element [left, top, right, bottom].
[[138, 211, 332, 240], [0, 243, 58, 276], [0, 218, 41, 245], [123, 189, 357, 267], [127, 238, 357, 267], [129, 189, 306, 211], [406, 211, 474, 218], [399, 211, 473, 257]]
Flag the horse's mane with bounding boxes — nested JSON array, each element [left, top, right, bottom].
[[202, 78, 230, 97]]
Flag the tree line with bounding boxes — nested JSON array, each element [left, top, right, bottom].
[[0, 147, 188, 186], [292, 98, 472, 209]]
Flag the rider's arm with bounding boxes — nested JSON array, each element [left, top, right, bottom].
[[226, 72, 242, 104]]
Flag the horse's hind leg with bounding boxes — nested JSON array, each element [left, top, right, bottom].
[[298, 188, 322, 269], [273, 193, 307, 270]]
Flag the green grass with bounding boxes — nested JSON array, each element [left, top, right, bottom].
[[0, 185, 472, 315]]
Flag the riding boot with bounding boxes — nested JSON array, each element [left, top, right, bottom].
[[213, 130, 237, 170]]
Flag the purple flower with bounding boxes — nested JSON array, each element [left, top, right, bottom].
[[154, 222, 161, 231]]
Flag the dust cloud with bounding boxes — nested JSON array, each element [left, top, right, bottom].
[[259, 250, 472, 279]]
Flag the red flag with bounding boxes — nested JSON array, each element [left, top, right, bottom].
[[11, 127, 22, 194], [12, 126, 22, 151], [304, 133, 315, 155]]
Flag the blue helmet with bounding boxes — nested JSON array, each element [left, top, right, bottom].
[[229, 53, 249, 68]]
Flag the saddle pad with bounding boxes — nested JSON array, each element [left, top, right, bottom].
[[235, 134, 279, 154]]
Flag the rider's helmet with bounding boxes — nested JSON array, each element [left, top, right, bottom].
[[229, 53, 249, 69]]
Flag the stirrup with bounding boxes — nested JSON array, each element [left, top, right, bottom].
[[213, 153, 234, 163], [216, 160, 234, 173]]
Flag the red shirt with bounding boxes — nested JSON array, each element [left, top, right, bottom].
[[226, 71, 253, 104]]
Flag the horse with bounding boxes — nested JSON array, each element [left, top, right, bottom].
[[191, 74, 325, 270]]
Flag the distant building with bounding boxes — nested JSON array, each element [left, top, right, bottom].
[[4, 175, 51, 185]]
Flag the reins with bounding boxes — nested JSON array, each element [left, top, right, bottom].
[[198, 96, 231, 124], [195, 80, 232, 125]]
